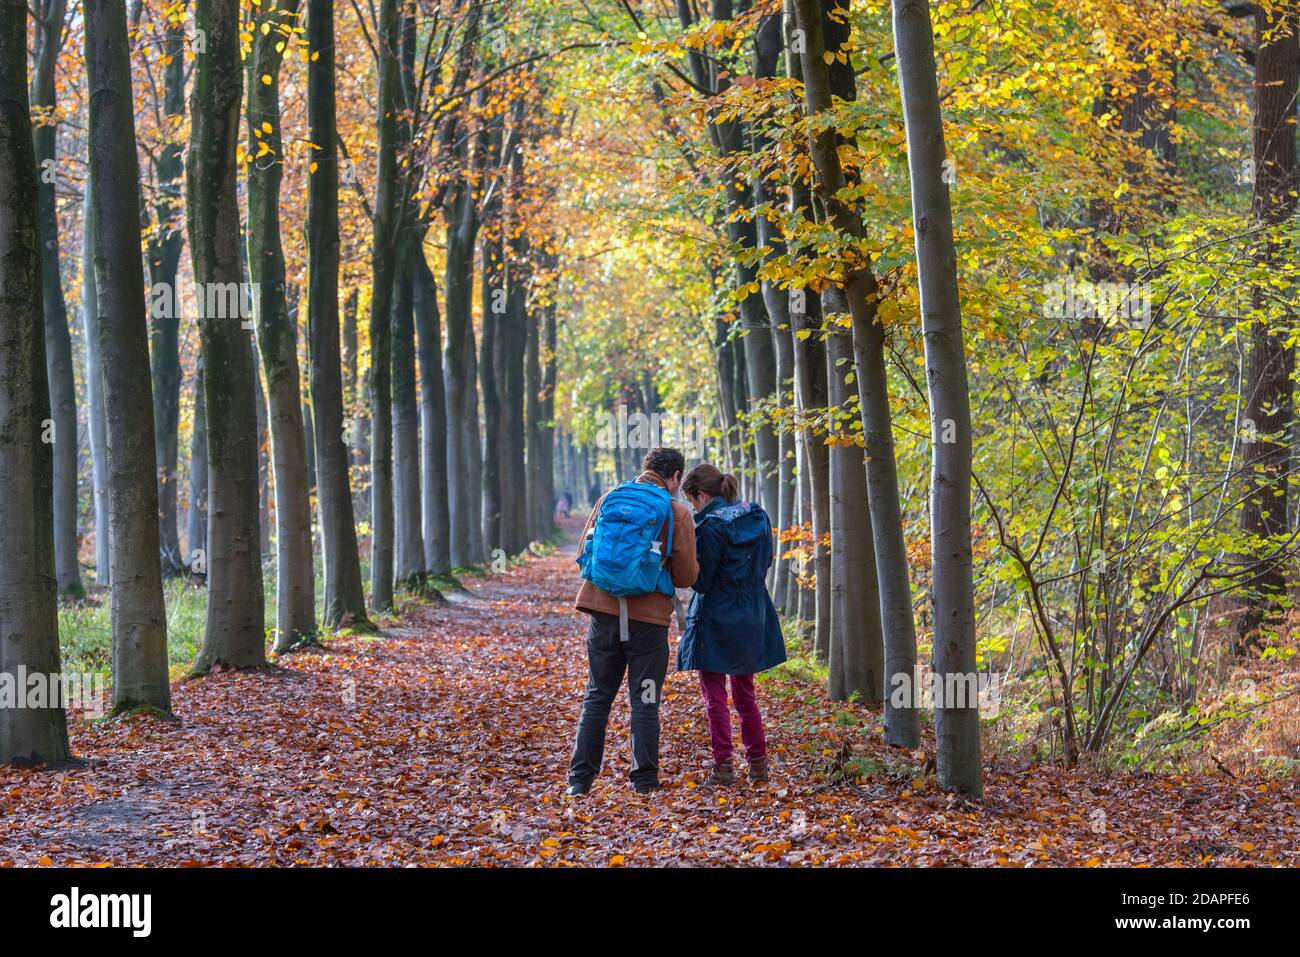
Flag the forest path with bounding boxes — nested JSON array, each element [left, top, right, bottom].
[[1, 522, 1295, 866]]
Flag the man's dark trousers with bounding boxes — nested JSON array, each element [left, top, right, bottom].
[[569, 610, 669, 789]]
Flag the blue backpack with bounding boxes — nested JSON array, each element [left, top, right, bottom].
[[578, 481, 683, 640]]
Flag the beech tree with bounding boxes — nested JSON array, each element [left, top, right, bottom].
[[891, 0, 982, 795], [1235, 1, 1299, 650], [188, 0, 266, 671], [793, 0, 920, 743], [248, 0, 316, 650], [146, 0, 189, 577], [306, 0, 371, 629], [367, 0, 401, 612], [31, 0, 81, 598], [0, 0, 69, 764], [82, 177, 111, 587], [85, 0, 171, 713]]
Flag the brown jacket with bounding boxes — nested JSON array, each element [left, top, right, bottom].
[[574, 471, 699, 628]]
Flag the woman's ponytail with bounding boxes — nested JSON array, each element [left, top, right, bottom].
[[720, 472, 740, 501], [682, 463, 740, 502]]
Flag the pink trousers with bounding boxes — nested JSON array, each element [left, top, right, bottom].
[[698, 671, 767, 765]]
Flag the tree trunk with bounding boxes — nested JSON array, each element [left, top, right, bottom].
[[1235, 1, 1299, 651], [187, 363, 208, 565], [32, 0, 82, 598], [306, 0, 370, 629], [248, 0, 315, 651], [391, 235, 425, 589], [85, 0, 172, 712], [892, 0, 983, 795], [480, 237, 503, 556], [526, 274, 557, 544], [500, 236, 529, 556], [188, 0, 266, 671], [0, 0, 70, 763], [824, 287, 885, 704], [368, 0, 401, 612], [253, 346, 271, 560], [794, 0, 918, 732], [413, 244, 452, 577], [443, 181, 483, 568], [82, 177, 111, 588], [855, 308, 920, 747], [146, 3, 187, 578]]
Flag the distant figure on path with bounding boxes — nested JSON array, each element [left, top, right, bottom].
[[567, 448, 698, 795], [678, 463, 785, 786]]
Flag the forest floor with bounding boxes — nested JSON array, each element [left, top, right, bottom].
[[2, 519, 1295, 867]]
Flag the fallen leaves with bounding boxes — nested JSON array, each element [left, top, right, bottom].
[[0, 525, 1296, 867]]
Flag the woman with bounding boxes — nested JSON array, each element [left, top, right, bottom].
[[678, 464, 786, 785]]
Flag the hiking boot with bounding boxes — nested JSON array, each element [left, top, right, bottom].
[[633, 781, 661, 794], [566, 781, 592, 797], [703, 761, 736, 786], [747, 757, 770, 783]]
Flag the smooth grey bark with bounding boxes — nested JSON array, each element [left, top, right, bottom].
[[390, 4, 425, 593], [526, 263, 557, 545], [82, 178, 111, 587], [32, 0, 82, 598], [498, 185, 529, 557], [368, 0, 401, 612], [824, 287, 884, 704], [414, 244, 451, 576], [254, 348, 271, 560], [146, 3, 186, 577], [856, 310, 920, 746], [85, 0, 171, 713], [391, 238, 425, 588], [892, 0, 982, 794], [187, 363, 208, 564], [306, 0, 370, 629], [480, 237, 503, 554], [188, 0, 266, 671], [0, 0, 70, 763], [794, 0, 917, 730], [444, 170, 483, 568], [248, 0, 315, 651]]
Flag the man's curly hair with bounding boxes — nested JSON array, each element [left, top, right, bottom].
[[642, 447, 685, 481]]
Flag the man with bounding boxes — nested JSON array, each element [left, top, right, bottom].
[[568, 447, 698, 795]]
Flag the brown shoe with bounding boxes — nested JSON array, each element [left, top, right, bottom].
[[747, 757, 770, 783], [703, 761, 736, 786]]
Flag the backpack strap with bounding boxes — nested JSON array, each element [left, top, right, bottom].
[[618, 596, 630, 643], [659, 497, 686, 629]]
